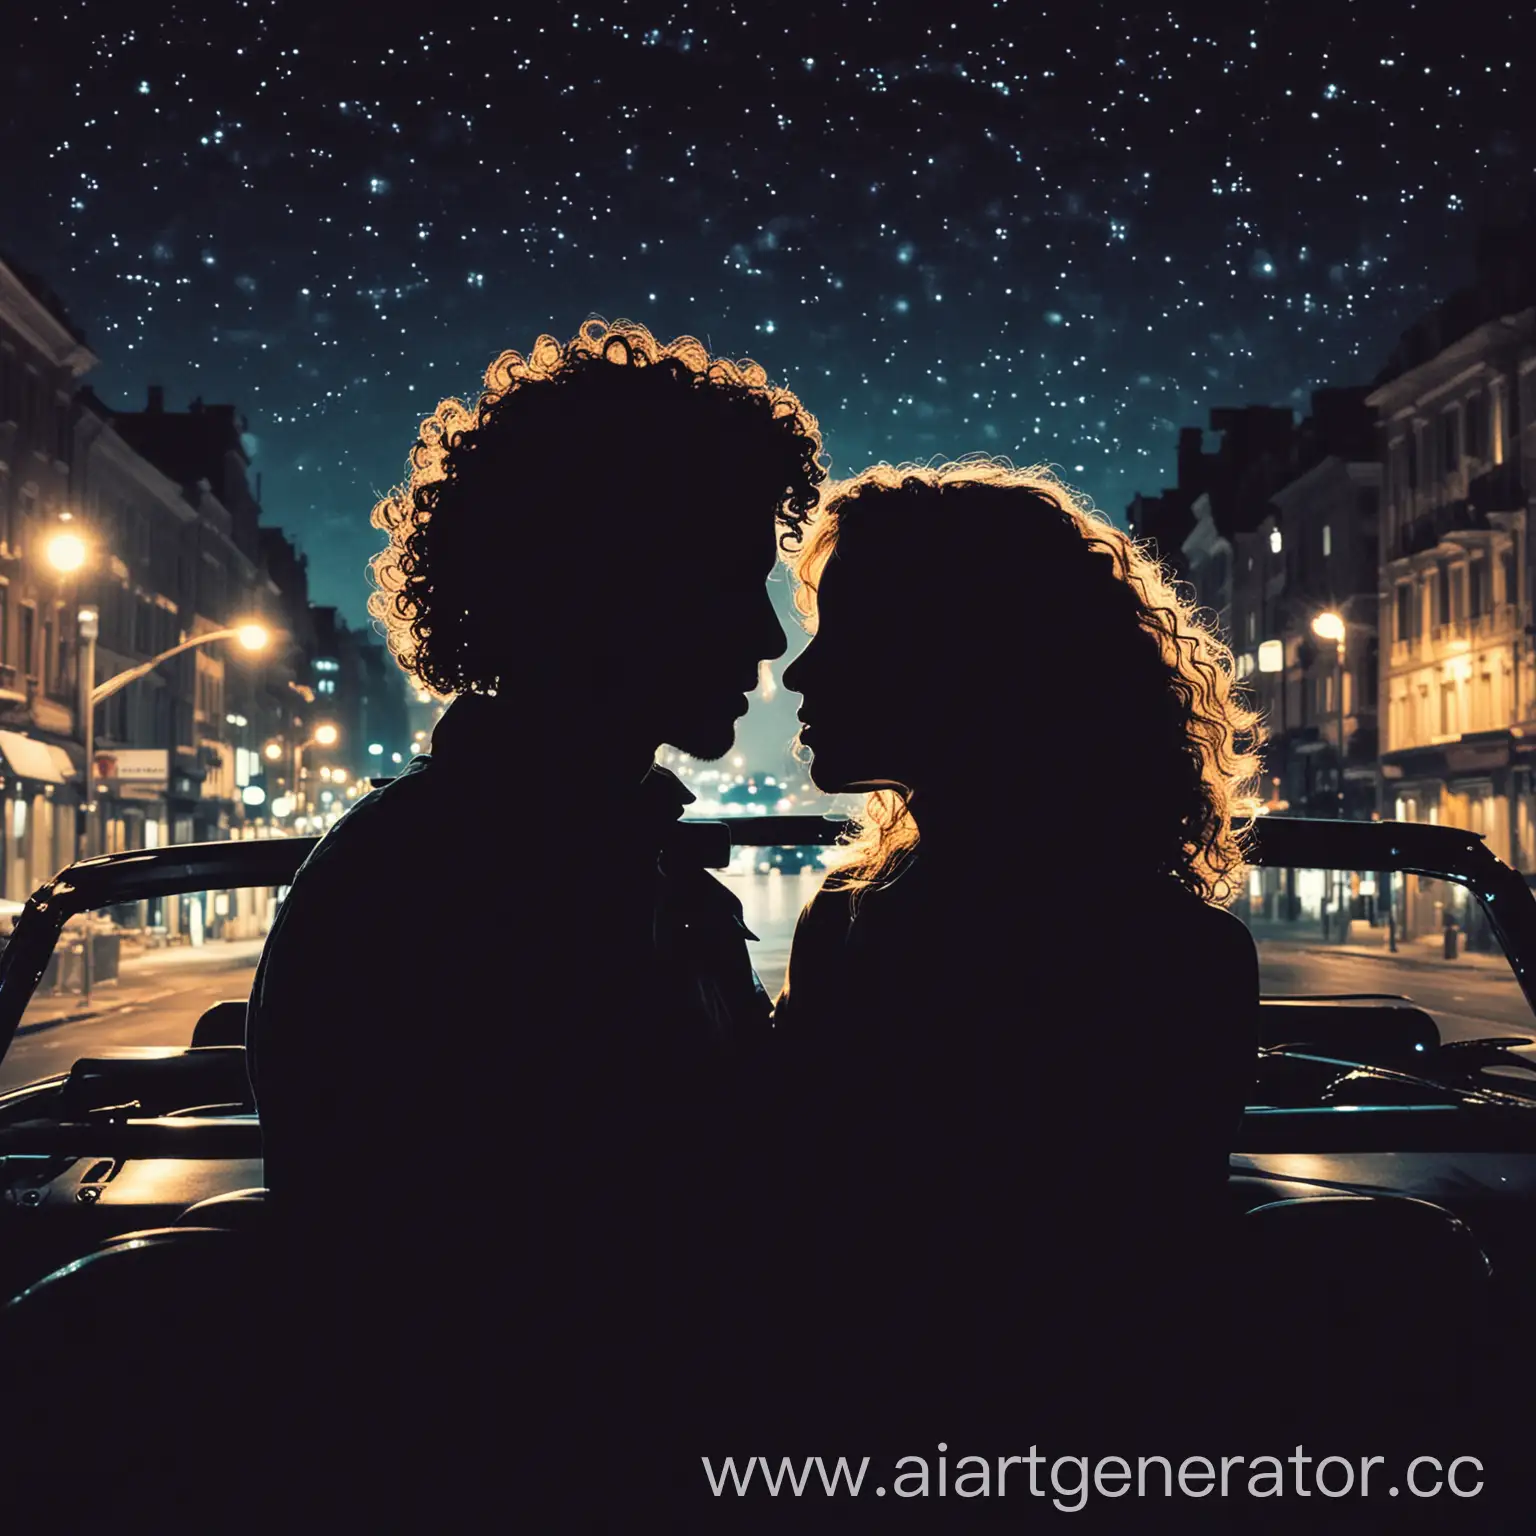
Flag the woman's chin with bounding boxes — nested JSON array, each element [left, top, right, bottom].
[[807, 756, 869, 797], [804, 757, 844, 796]]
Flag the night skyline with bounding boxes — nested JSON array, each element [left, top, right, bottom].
[[5, 1, 1531, 745]]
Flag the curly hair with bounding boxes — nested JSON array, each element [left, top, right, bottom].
[[368, 318, 827, 698], [787, 458, 1264, 907]]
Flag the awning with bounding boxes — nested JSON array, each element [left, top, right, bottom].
[[47, 744, 80, 780], [0, 731, 65, 784]]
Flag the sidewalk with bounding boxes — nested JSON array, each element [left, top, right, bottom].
[[1249, 921, 1514, 975], [13, 937, 266, 1033]]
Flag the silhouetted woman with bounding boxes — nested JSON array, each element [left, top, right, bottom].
[[767, 459, 1263, 1453]]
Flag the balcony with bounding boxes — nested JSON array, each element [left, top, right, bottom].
[[1467, 462, 1527, 517], [1472, 604, 1518, 640], [1391, 499, 1492, 561]]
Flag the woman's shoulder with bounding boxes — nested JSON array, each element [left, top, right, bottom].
[[1115, 877, 1259, 986], [789, 880, 859, 949]]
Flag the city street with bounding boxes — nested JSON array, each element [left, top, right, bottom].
[[0, 940, 265, 1095], [1, 876, 1533, 1097]]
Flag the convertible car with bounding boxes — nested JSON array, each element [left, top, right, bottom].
[[1, 814, 1535, 1513]]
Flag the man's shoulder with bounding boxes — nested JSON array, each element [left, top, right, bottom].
[[296, 758, 439, 865]]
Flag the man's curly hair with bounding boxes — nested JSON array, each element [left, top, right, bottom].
[[369, 318, 827, 698], [788, 458, 1264, 907]]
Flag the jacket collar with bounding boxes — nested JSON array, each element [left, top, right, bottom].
[[429, 692, 694, 842]]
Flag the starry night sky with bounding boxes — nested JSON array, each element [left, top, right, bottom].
[[4, 0, 1532, 766]]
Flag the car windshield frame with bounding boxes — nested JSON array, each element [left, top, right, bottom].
[[0, 815, 1532, 1072]]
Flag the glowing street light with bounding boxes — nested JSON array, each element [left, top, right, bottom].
[[1311, 611, 1345, 646], [236, 623, 271, 652], [314, 722, 339, 747], [264, 742, 284, 762], [45, 531, 88, 573]]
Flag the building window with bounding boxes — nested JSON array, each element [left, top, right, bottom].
[[1470, 558, 1487, 616], [0, 346, 16, 425], [19, 604, 34, 681], [1406, 430, 1419, 490], [1246, 611, 1256, 643], [1436, 564, 1451, 625], [1465, 390, 1486, 461], [1441, 680, 1455, 735], [1503, 548, 1518, 609], [1321, 524, 1331, 559], [1269, 528, 1282, 554], [1440, 409, 1459, 478], [1396, 583, 1412, 642]]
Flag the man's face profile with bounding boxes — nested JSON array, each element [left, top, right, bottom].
[[644, 485, 787, 763]]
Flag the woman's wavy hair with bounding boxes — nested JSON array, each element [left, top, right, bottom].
[[369, 318, 827, 698], [788, 458, 1264, 907]]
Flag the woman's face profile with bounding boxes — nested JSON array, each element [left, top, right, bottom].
[[782, 541, 926, 794]]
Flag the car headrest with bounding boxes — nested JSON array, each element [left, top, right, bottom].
[[178, 1187, 268, 1229], [1242, 1191, 1491, 1295], [62, 1048, 254, 1117], [191, 999, 250, 1049], [4, 1227, 251, 1329], [1257, 1000, 1440, 1059]]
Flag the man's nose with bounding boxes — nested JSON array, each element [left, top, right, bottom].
[[758, 590, 788, 662]]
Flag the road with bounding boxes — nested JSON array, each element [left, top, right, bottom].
[[0, 941, 265, 1094], [0, 875, 1531, 1095], [1255, 942, 1534, 1041]]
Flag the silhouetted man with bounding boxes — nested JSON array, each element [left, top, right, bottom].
[[245, 319, 826, 1519]]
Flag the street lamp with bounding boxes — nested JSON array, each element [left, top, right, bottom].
[[89, 621, 273, 708], [1313, 608, 1353, 946], [294, 722, 340, 819], [46, 531, 88, 574], [1312, 610, 1347, 820]]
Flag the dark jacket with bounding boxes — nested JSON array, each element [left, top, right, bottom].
[[766, 856, 1260, 1443], [248, 693, 771, 1199], [244, 694, 773, 1508]]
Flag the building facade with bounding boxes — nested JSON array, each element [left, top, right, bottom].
[[1368, 225, 1536, 895], [0, 258, 99, 900], [1234, 388, 1382, 826]]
